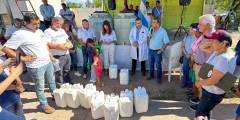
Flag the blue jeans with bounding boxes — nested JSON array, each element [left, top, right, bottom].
[[0, 107, 24, 120], [196, 88, 225, 119], [149, 49, 163, 82], [27, 62, 56, 107], [5, 99, 25, 119], [70, 51, 79, 71], [182, 56, 192, 87], [82, 46, 94, 74]]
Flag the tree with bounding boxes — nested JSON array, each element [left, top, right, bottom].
[[66, 2, 83, 8]]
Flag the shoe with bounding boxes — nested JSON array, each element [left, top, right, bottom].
[[68, 81, 74, 85], [83, 74, 87, 79], [189, 104, 198, 111], [190, 97, 200, 104], [142, 72, 146, 76], [131, 71, 135, 76], [42, 105, 55, 114], [157, 80, 162, 84], [147, 77, 153, 81], [74, 72, 81, 77], [89, 79, 96, 83]]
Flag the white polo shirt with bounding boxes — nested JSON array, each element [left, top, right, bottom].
[[4, 25, 19, 39], [4, 28, 51, 68], [59, 9, 74, 21], [44, 28, 69, 56], [77, 27, 96, 43], [100, 30, 117, 43]]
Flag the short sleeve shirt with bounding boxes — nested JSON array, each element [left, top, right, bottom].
[[0, 72, 20, 109], [77, 27, 96, 43], [100, 30, 116, 43], [149, 27, 170, 50], [4, 25, 18, 39], [44, 28, 69, 55], [4, 28, 50, 68], [59, 9, 74, 21], [202, 52, 233, 94]]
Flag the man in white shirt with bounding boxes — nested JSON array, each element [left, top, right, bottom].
[[77, 19, 96, 79], [2, 13, 56, 114], [45, 17, 73, 86], [129, 18, 148, 76], [59, 3, 78, 32], [40, 0, 55, 28], [4, 18, 22, 40]]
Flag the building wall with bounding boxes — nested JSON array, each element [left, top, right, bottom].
[[0, 0, 62, 20], [106, 0, 204, 29]]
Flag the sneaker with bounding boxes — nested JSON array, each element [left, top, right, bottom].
[[83, 74, 87, 79], [42, 105, 55, 114], [89, 79, 96, 83], [147, 77, 153, 81], [189, 104, 198, 111], [74, 72, 81, 77], [190, 97, 200, 104]]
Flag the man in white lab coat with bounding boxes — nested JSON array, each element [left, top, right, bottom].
[[129, 18, 148, 76]]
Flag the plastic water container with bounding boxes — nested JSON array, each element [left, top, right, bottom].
[[53, 89, 67, 108], [134, 86, 149, 113], [120, 69, 129, 85], [104, 94, 119, 120], [119, 89, 133, 117], [90, 91, 105, 119], [80, 84, 96, 109], [64, 89, 80, 108], [109, 64, 118, 79]]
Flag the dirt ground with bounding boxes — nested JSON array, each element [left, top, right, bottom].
[[21, 71, 240, 120], [20, 31, 240, 120]]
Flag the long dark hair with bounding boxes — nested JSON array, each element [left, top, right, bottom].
[[102, 20, 112, 35]]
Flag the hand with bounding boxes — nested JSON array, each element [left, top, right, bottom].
[[50, 56, 57, 62], [147, 35, 152, 41], [21, 55, 36, 62], [195, 81, 203, 88], [15, 84, 25, 93], [64, 41, 73, 49], [157, 49, 163, 54]]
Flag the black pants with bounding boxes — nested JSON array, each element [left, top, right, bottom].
[[132, 48, 146, 74]]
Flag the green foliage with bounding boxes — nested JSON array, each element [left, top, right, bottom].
[[66, 2, 83, 8], [215, 0, 233, 10]]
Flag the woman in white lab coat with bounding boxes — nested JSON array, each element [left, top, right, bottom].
[[129, 18, 148, 76], [100, 20, 116, 76]]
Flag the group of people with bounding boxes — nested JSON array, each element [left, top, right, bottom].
[[180, 14, 240, 120], [121, 0, 164, 27], [0, 0, 239, 120]]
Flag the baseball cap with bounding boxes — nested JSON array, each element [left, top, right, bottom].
[[190, 23, 200, 32], [204, 29, 232, 47]]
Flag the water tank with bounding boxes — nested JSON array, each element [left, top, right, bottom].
[[114, 13, 136, 45], [89, 12, 113, 42]]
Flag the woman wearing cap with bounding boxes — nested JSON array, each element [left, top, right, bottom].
[[194, 30, 234, 120]]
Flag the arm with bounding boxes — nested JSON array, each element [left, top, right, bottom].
[[129, 28, 138, 47], [40, 6, 47, 19], [138, 29, 148, 44], [2, 47, 35, 62], [51, 5, 55, 17], [199, 41, 213, 54], [0, 63, 23, 95], [48, 41, 72, 50], [195, 68, 224, 87]]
